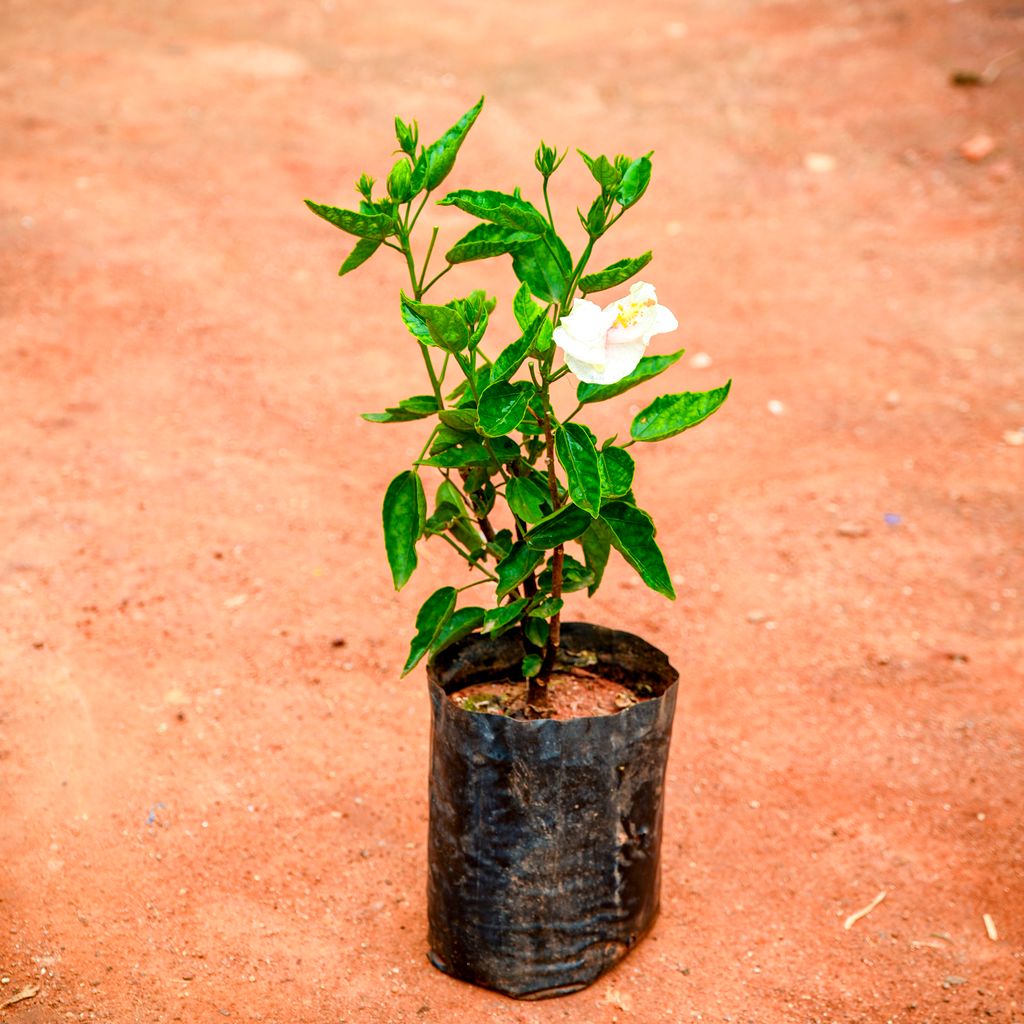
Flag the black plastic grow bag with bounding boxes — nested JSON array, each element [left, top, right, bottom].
[[425, 621, 680, 999]]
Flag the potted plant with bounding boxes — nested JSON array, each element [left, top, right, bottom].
[[305, 97, 730, 999]]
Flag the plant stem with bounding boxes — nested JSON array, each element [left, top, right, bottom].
[[416, 226, 439, 294], [528, 369, 566, 710], [542, 177, 556, 233], [421, 263, 453, 295], [562, 400, 584, 425], [438, 534, 498, 582]]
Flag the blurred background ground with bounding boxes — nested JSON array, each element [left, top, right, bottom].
[[1, 1, 1022, 1021]]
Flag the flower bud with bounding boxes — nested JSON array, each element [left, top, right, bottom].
[[355, 173, 375, 201], [387, 159, 413, 202]]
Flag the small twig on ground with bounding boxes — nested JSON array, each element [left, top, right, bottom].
[[844, 890, 887, 930], [0, 984, 39, 1010], [983, 913, 998, 941], [950, 49, 1021, 86]]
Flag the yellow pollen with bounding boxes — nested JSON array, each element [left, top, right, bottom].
[[613, 298, 655, 329]]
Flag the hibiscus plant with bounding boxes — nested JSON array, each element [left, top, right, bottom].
[[306, 97, 730, 712]]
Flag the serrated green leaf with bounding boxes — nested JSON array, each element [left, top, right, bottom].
[[382, 471, 425, 590], [432, 606, 485, 656], [599, 500, 674, 599], [616, 155, 652, 208], [580, 518, 612, 596], [304, 200, 393, 241], [439, 189, 549, 234], [483, 597, 531, 636], [555, 423, 602, 517], [524, 503, 593, 550], [418, 96, 484, 192], [495, 541, 544, 600], [445, 222, 540, 264], [402, 587, 457, 675], [576, 349, 686, 405], [477, 381, 532, 437], [598, 445, 635, 498], [579, 252, 653, 294], [361, 394, 439, 423], [506, 475, 551, 524], [400, 294, 469, 352], [631, 381, 732, 442], [338, 237, 382, 277]]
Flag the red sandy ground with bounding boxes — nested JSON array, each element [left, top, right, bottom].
[[1, 1, 1022, 1021]]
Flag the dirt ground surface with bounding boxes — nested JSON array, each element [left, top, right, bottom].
[[2, 1, 1022, 1021]]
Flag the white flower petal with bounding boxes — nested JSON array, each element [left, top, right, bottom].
[[651, 304, 678, 336], [600, 337, 648, 383]]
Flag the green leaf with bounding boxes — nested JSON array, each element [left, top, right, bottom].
[[555, 423, 602, 517], [478, 381, 534, 437], [424, 501, 462, 534], [432, 606, 485, 655], [616, 155, 652, 208], [487, 435, 523, 464], [513, 282, 544, 331], [491, 315, 548, 383], [439, 189, 549, 234], [402, 587, 457, 675], [578, 150, 619, 191], [382, 471, 425, 590], [506, 475, 551, 524], [580, 518, 612, 596], [445, 222, 540, 264], [576, 349, 686, 405], [468, 304, 489, 349], [523, 616, 549, 648], [599, 500, 674, 599], [579, 252, 653, 294], [528, 596, 563, 618], [304, 200, 393, 241], [598, 445, 635, 498], [419, 96, 484, 192], [399, 294, 433, 345], [436, 479, 466, 513], [524, 503, 593, 550], [511, 234, 571, 303], [539, 553, 593, 594], [361, 394, 439, 423], [401, 294, 469, 352], [631, 381, 732, 442], [483, 597, 531, 636], [430, 424, 477, 454], [438, 407, 478, 430], [419, 439, 491, 468], [495, 542, 544, 600], [338, 237, 382, 277], [521, 653, 543, 678]]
